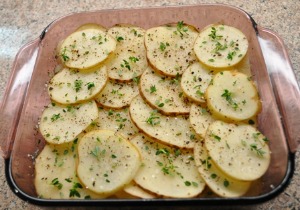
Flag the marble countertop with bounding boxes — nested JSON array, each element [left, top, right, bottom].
[[0, 0, 299, 209]]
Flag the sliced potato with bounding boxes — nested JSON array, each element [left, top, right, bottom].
[[145, 22, 198, 76], [59, 24, 116, 69], [205, 121, 271, 181], [34, 141, 106, 199], [105, 25, 148, 81], [131, 134, 205, 198], [95, 79, 139, 108], [39, 101, 98, 144], [206, 70, 261, 121], [194, 24, 248, 69], [139, 67, 190, 115], [77, 130, 141, 195], [85, 108, 139, 140], [48, 66, 107, 104], [181, 62, 213, 103], [129, 95, 199, 149], [194, 141, 251, 198], [123, 181, 156, 199], [189, 104, 215, 139]]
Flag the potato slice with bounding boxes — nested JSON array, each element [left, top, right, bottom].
[[39, 100, 98, 144], [139, 67, 191, 115], [123, 181, 156, 199], [145, 22, 198, 76], [95, 79, 139, 108], [181, 62, 213, 103], [189, 104, 215, 139], [194, 141, 251, 198], [194, 24, 248, 69], [34, 141, 106, 199], [205, 121, 271, 181], [77, 130, 141, 195], [85, 108, 139, 140], [129, 95, 199, 149], [131, 134, 205, 198], [105, 24, 148, 81], [206, 70, 261, 121], [48, 66, 107, 104], [59, 24, 116, 69]]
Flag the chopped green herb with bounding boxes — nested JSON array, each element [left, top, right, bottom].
[[86, 82, 95, 90], [51, 178, 63, 190], [176, 21, 188, 37], [150, 85, 157, 93], [121, 59, 131, 70], [74, 79, 83, 92], [61, 48, 69, 62], [211, 173, 217, 179], [51, 113, 61, 122], [223, 179, 230, 187], [146, 110, 160, 126], [227, 51, 237, 60], [250, 143, 266, 157], [129, 56, 139, 63], [208, 27, 223, 40], [116, 36, 124, 42], [221, 89, 238, 110], [69, 182, 83, 198]]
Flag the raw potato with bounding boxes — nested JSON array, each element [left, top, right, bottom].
[[205, 121, 271, 181], [95, 79, 139, 108], [181, 62, 213, 103], [105, 24, 148, 81], [131, 134, 206, 198], [123, 182, 156, 199], [194, 141, 251, 198], [139, 67, 190, 115], [129, 95, 199, 149], [77, 130, 141, 195], [34, 142, 106, 199], [39, 100, 98, 144], [59, 24, 116, 69], [206, 70, 261, 121], [145, 22, 198, 76], [189, 104, 215, 139], [85, 108, 139, 140], [194, 24, 248, 69], [48, 66, 107, 104]]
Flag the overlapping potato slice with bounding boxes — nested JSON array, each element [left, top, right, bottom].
[[139, 67, 190, 114], [122, 182, 156, 199], [85, 108, 139, 140], [194, 24, 248, 69], [205, 121, 271, 181], [189, 104, 215, 139], [205, 70, 261, 121], [129, 95, 199, 148], [194, 141, 251, 198], [105, 24, 148, 81], [131, 134, 205, 198], [77, 130, 141, 195], [59, 24, 116, 69], [95, 79, 139, 108], [181, 62, 213, 103], [39, 100, 98, 144], [48, 66, 107, 104], [34, 141, 106, 199], [145, 22, 198, 76]]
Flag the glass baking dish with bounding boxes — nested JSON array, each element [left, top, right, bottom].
[[0, 4, 299, 206]]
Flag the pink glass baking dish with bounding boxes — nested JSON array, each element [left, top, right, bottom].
[[1, 4, 299, 206]]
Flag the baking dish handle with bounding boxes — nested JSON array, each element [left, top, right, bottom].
[[258, 26, 300, 153], [0, 39, 40, 159]]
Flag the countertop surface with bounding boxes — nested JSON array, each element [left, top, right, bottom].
[[0, 0, 299, 209]]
